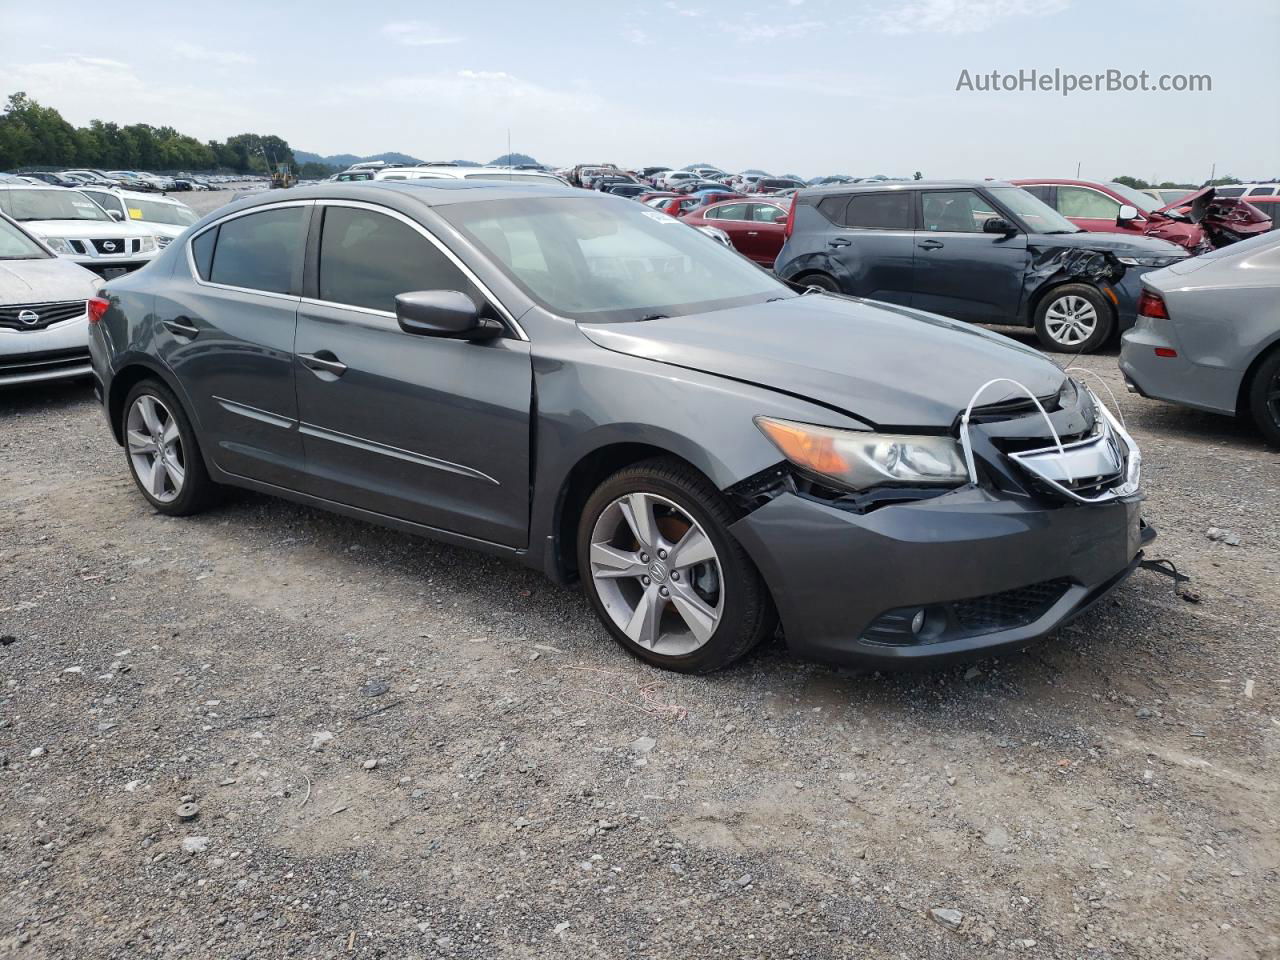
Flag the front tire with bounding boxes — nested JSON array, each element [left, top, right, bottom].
[[797, 272, 840, 293], [577, 458, 775, 673], [122, 380, 218, 515], [1247, 348, 1280, 447], [1033, 283, 1114, 354]]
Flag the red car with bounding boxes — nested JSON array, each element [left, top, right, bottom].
[[656, 191, 741, 217], [681, 198, 790, 265], [1011, 178, 1271, 252]]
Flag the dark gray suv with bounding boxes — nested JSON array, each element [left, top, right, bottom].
[[774, 180, 1189, 353], [89, 180, 1152, 673]]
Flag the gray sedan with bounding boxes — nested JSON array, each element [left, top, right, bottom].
[[89, 180, 1151, 673], [1120, 231, 1280, 446]]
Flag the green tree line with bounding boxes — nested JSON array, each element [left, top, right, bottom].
[[0, 92, 311, 175]]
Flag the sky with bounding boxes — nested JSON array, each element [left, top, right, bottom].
[[2, 0, 1278, 182]]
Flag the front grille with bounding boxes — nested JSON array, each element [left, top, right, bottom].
[[0, 347, 91, 376], [90, 238, 128, 255], [0, 300, 86, 331], [952, 579, 1070, 633]]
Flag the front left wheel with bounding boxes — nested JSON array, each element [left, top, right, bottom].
[[1247, 348, 1280, 447], [1033, 283, 1114, 354], [577, 458, 776, 673]]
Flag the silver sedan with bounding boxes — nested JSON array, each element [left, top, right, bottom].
[[1121, 231, 1280, 446]]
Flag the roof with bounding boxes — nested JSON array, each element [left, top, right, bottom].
[[215, 179, 586, 217], [800, 179, 1014, 196]]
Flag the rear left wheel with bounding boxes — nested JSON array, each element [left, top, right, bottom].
[[122, 380, 218, 515], [577, 458, 775, 673], [1247, 348, 1280, 447]]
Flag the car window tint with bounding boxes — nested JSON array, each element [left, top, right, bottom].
[[319, 206, 473, 313], [920, 191, 997, 233], [208, 207, 304, 294], [843, 192, 913, 229], [191, 226, 217, 280], [1020, 185, 1053, 204], [751, 204, 786, 223], [816, 195, 849, 224], [1057, 186, 1121, 220], [1215, 187, 1246, 197], [1247, 187, 1275, 196], [707, 203, 749, 221]]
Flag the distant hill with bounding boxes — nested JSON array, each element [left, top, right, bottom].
[[489, 153, 540, 167], [294, 150, 424, 168]]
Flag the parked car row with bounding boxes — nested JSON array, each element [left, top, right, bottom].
[[5, 168, 222, 192]]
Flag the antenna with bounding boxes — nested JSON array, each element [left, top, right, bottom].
[[507, 128, 512, 166]]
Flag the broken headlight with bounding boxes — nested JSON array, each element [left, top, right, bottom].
[[1116, 255, 1183, 268], [755, 417, 967, 491]]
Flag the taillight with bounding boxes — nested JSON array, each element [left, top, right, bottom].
[[1137, 289, 1168, 319], [784, 192, 799, 239], [88, 296, 110, 325]]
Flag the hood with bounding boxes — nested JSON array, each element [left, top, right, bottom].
[[1030, 230, 1188, 258], [0, 257, 101, 300], [580, 295, 1066, 429], [22, 219, 154, 239], [1157, 186, 1271, 227]]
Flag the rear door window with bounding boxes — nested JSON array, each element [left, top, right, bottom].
[[1020, 184, 1053, 204], [842, 192, 913, 229], [706, 203, 749, 221], [208, 206, 306, 294]]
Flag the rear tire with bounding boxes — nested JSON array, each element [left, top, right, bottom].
[[122, 379, 219, 516], [1247, 348, 1280, 447], [1033, 283, 1114, 354], [577, 457, 776, 674]]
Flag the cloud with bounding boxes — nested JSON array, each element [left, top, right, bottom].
[[717, 70, 895, 99], [338, 69, 602, 117], [727, 19, 826, 41], [625, 27, 652, 44], [173, 42, 254, 66], [663, 1, 704, 16], [381, 21, 463, 46], [870, 0, 1070, 34]]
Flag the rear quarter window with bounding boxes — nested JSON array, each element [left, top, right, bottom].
[[207, 207, 306, 294], [841, 192, 913, 229]]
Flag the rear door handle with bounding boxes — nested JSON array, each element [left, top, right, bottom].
[[161, 317, 199, 339], [746, 231, 759, 236], [298, 352, 348, 377], [828, 238, 851, 247], [918, 240, 944, 250]]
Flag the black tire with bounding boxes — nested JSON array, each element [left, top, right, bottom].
[[121, 379, 219, 516], [577, 457, 776, 674], [1033, 283, 1115, 354], [1246, 348, 1280, 447], [798, 272, 840, 293]]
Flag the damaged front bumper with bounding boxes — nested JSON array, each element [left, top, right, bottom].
[[730, 485, 1150, 667]]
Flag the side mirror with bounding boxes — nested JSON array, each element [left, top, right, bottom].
[[983, 216, 1015, 234], [395, 290, 496, 340], [1116, 204, 1139, 224], [108, 209, 124, 222]]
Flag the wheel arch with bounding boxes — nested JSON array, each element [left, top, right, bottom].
[[548, 441, 716, 585], [1025, 278, 1117, 327], [1236, 335, 1280, 418], [106, 359, 188, 445]]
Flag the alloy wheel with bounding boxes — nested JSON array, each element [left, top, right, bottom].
[[588, 492, 725, 657], [1043, 295, 1099, 347], [126, 394, 186, 504], [1268, 367, 1280, 429]]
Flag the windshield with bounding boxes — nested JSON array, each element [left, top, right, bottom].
[[1105, 182, 1161, 213], [440, 196, 792, 322], [0, 189, 112, 223], [988, 186, 1080, 234], [127, 198, 198, 226], [0, 216, 49, 259], [464, 172, 563, 185]]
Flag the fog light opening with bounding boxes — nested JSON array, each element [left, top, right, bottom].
[[910, 609, 927, 635]]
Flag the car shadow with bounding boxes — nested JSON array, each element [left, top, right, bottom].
[[0, 380, 96, 416]]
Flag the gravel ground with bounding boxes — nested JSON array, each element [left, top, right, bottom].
[[1, 247, 1278, 959]]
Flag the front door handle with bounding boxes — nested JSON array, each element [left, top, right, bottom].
[[918, 239, 944, 250], [746, 231, 759, 236], [828, 238, 851, 248], [298, 352, 348, 377], [162, 317, 200, 339]]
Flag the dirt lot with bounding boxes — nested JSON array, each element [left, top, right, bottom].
[[2, 243, 1278, 957]]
